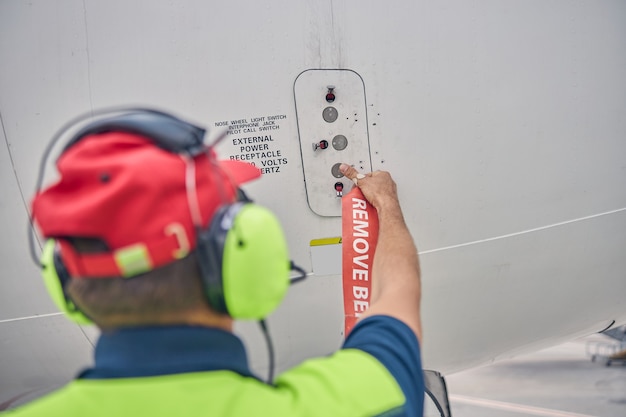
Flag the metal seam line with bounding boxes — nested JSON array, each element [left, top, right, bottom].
[[450, 394, 596, 417], [420, 207, 626, 255], [0, 312, 64, 324]]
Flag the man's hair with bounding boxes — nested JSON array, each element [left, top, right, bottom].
[[65, 240, 210, 327]]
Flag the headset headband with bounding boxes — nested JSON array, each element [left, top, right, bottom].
[[64, 110, 207, 155]]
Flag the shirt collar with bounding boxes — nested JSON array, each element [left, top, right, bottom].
[[80, 325, 256, 380]]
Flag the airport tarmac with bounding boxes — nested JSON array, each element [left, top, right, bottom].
[[429, 334, 626, 417]]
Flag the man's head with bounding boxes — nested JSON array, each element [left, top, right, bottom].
[[31, 109, 290, 328]]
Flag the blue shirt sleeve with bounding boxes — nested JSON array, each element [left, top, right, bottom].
[[342, 315, 424, 417]]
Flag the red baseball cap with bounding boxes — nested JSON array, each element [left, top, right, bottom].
[[31, 131, 261, 278]]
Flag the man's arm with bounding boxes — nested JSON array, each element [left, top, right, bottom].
[[339, 164, 422, 343]]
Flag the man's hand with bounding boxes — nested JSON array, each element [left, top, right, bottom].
[[339, 164, 399, 212]]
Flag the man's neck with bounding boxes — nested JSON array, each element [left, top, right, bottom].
[[97, 309, 234, 332]]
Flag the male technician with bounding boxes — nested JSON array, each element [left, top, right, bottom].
[[8, 110, 424, 416]]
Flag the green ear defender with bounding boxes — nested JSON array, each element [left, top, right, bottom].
[[40, 239, 93, 325], [197, 202, 291, 320], [223, 204, 290, 319]]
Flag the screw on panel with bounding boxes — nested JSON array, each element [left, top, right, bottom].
[[323, 107, 339, 123], [331, 163, 344, 178]]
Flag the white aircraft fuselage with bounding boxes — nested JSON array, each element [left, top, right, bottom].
[[1, 0, 625, 404]]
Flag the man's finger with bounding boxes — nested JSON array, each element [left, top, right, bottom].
[[340, 164, 368, 186], [339, 163, 358, 180]]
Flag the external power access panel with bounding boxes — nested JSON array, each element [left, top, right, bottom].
[[294, 69, 372, 217]]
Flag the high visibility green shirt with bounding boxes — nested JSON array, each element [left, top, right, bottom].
[[4, 316, 424, 416]]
